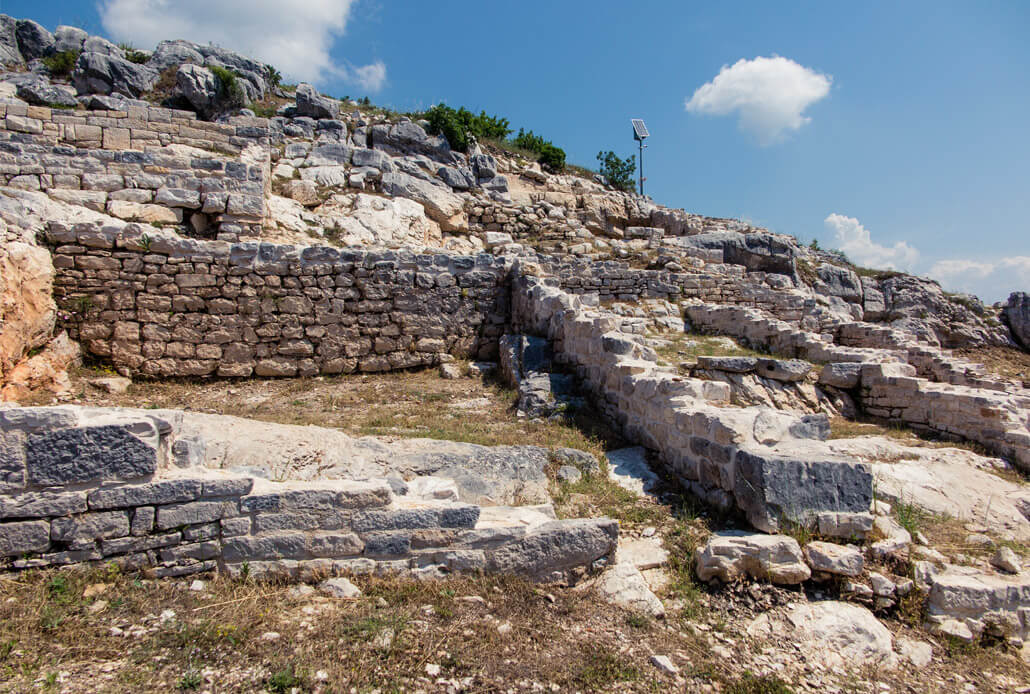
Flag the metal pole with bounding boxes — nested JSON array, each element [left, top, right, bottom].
[[639, 138, 644, 196]]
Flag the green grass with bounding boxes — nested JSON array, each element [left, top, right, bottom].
[[725, 672, 794, 694]]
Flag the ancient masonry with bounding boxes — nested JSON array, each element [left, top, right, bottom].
[[0, 102, 269, 236], [0, 406, 617, 580]]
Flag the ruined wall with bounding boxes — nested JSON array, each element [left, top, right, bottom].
[[0, 406, 618, 579], [511, 274, 874, 537], [47, 222, 510, 377], [0, 102, 269, 237]]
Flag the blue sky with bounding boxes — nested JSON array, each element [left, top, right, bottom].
[[10, 1, 1030, 301]]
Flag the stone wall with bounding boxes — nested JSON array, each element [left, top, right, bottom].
[[511, 274, 874, 537], [47, 222, 510, 377], [0, 102, 269, 237], [0, 405, 619, 580]]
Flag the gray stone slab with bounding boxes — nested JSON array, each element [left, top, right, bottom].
[[0, 491, 88, 519], [0, 519, 51, 556], [87, 479, 203, 510], [222, 532, 306, 561], [26, 425, 157, 486], [156, 501, 238, 531], [51, 511, 130, 542]]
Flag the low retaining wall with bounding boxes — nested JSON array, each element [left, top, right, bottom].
[[0, 406, 618, 580], [511, 274, 874, 537], [0, 102, 269, 237], [47, 222, 510, 377]]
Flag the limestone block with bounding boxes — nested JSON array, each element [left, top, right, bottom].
[[25, 425, 158, 486], [155, 501, 238, 531], [0, 490, 88, 519], [0, 519, 51, 556], [88, 479, 203, 510], [695, 531, 811, 584], [486, 518, 618, 579], [51, 511, 130, 542], [803, 540, 864, 577]]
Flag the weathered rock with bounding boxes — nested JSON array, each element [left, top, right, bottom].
[[15, 19, 53, 61], [595, 562, 665, 618], [1004, 292, 1030, 350], [818, 362, 863, 389], [25, 424, 158, 485], [88, 376, 132, 394], [486, 518, 618, 580], [696, 356, 757, 373], [73, 51, 159, 98], [556, 465, 582, 484], [319, 576, 362, 599], [295, 83, 338, 120], [749, 601, 895, 669], [755, 358, 811, 382], [0, 15, 23, 65], [896, 637, 933, 668], [176, 64, 219, 116], [803, 541, 863, 577], [991, 546, 1021, 574], [0, 241, 55, 381], [16, 78, 78, 108], [606, 447, 660, 496], [380, 170, 465, 229], [53, 25, 87, 53], [0, 519, 50, 556], [926, 566, 1030, 640], [695, 531, 811, 584]]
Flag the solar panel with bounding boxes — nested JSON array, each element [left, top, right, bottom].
[[631, 119, 649, 140]]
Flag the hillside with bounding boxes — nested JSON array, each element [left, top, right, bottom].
[[0, 15, 1028, 694]]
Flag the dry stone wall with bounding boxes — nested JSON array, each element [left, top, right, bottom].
[[511, 273, 874, 537], [47, 222, 510, 377], [0, 405, 619, 581], [0, 101, 270, 237]]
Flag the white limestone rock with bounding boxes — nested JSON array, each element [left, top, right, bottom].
[[695, 531, 811, 585], [595, 562, 665, 618], [803, 541, 863, 577]]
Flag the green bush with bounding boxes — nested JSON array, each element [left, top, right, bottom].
[[118, 44, 149, 64], [538, 142, 566, 171], [596, 150, 636, 192], [510, 128, 565, 171], [265, 64, 282, 88], [208, 65, 246, 112], [42, 50, 80, 77], [424, 103, 513, 153]]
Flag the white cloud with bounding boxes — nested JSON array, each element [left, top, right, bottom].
[[99, 0, 386, 90], [685, 56, 832, 144], [351, 61, 387, 92], [928, 256, 1030, 303], [823, 214, 919, 271]]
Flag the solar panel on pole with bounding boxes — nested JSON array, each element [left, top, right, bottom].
[[631, 119, 649, 195]]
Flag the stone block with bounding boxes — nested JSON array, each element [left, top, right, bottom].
[[26, 425, 158, 486], [51, 511, 130, 542], [486, 518, 618, 579], [0, 490, 87, 519], [695, 531, 811, 584], [201, 478, 254, 498], [131, 506, 155, 536], [222, 532, 306, 561], [88, 479, 203, 510], [309, 532, 364, 558], [155, 501, 238, 531], [0, 520, 51, 556]]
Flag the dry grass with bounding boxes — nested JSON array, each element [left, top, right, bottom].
[[828, 416, 1001, 460], [650, 333, 767, 373], [954, 346, 1030, 383], [0, 565, 734, 693], [67, 367, 618, 460]]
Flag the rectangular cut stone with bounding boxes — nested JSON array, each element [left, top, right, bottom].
[[240, 482, 390, 513], [131, 506, 155, 536], [0, 519, 51, 556], [201, 478, 254, 498], [220, 517, 251, 537], [156, 501, 238, 530], [88, 479, 203, 510], [222, 532, 306, 561], [26, 425, 157, 486], [0, 491, 88, 519], [159, 541, 219, 563], [51, 511, 130, 542], [309, 532, 364, 558], [350, 506, 480, 533], [183, 522, 220, 541]]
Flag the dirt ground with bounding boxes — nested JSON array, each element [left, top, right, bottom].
[[4, 366, 1028, 692]]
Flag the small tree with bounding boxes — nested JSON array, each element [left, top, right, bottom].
[[596, 150, 636, 192]]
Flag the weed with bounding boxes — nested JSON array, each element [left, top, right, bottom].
[[894, 496, 928, 535], [42, 50, 80, 77], [624, 613, 651, 629], [266, 664, 307, 693], [177, 667, 202, 690], [572, 646, 642, 687]]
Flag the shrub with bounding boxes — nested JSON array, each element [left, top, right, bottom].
[[119, 44, 149, 64], [42, 50, 80, 77], [509, 128, 566, 171], [538, 142, 566, 171], [265, 64, 282, 88], [424, 103, 513, 153], [208, 65, 246, 112], [596, 150, 636, 192]]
